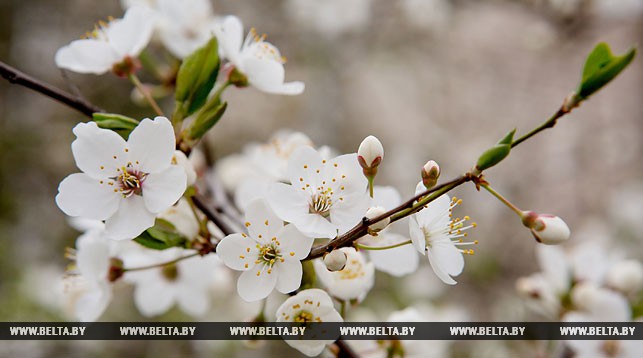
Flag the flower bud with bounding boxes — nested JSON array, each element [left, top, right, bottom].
[[323, 250, 347, 272], [108, 257, 124, 282], [606, 260, 643, 295], [421, 160, 440, 189], [522, 211, 570, 245], [357, 135, 384, 175], [365, 206, 389, 234], [171, 150, 197, 186]]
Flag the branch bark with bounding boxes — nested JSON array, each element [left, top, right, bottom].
[[0, 61, 103, 117]]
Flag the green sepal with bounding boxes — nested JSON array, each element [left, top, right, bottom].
[[577, 43, 636, 100], [174, 36, 220, 119], [497, 128, 516, 145], [188, 101, 227, 140], [92, 113, 139, 139], [133, 219, 187, 250]]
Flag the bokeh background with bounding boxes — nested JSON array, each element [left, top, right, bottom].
[[0, 0, 641, 356]]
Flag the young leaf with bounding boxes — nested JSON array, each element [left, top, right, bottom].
[[133, 219, 187, 250], [476, 144, 511, 172], [577, 43, 636, 100], [92, 113, 140, 139], [174, 37, 220, 119]]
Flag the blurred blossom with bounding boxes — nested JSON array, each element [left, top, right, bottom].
[[285, 0, 372, 38], [123, 247, 223, 317], [400, 0, 452, 33], [314, 247, 375, 301], [592, 0, 643, 19]]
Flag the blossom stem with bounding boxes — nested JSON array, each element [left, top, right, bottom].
[[186, 193, 210, 236], [367, 176, 374, 198], [511, 107, 567, 148], [355, 240, 412, 251], [128, 72, 164, 116], [123, 252, 199, 272], [480, 183, 523, 216], [138, 50, 165, 82]]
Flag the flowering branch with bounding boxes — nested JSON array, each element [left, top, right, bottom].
[[0, 61, 103, 117]]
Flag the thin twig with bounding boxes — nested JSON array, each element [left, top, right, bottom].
[[192, 195, 236, 236], [0, 61, 102, 117]]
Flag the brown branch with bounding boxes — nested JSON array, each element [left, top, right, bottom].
[[192, 194, 236, 236], [335, 339, 359, 358], [0, 61, 103, 117], [305, 174, 473, 261]]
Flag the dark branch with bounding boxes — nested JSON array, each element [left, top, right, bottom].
[[0, 61, 103, 117]]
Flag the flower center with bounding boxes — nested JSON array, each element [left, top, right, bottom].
[[161, 264, 179, 281], [113, 166, 148, 198], [294, 310, 314, 323], [601, 340, 620, 357], [338, 258, 366, 280], [310, 191, 333, 217], [257, 244, 283, 267], [243, 28, 286, 64]]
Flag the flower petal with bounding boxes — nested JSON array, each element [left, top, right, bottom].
[[278, 224, 314, 259], [326, 153, 367, 194], [329, 191, 370, 234], [104, 195, 156, 240], [55, 39, 120, 74], [266, 182, 309, 223], [373, 186, 402, 210], [71, 121, 127, 179], [76, 232, 111, 280], [106, 6, 157, 57], [415, 193, 451, 230], [75, 281, 112, 322], [177, 286, 209, 317], [408, 215, 426, 254], [237, 265, 277, 301], [215, 15, 243, 64], [216, 233, 259, 271], [287, 146, 323, 190], [426, 239, 462, 285], [275, 259, 303, 294], [142, 166, 187, 213], [368, 233, 419, 277], [56, 173, 121, 220], [127, 116, 176, 174], [294, 213, 337, 239], [244, 199, 284, 242], [134, 281, 175, 317]]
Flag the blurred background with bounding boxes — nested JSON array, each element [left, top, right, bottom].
[[0, 0, 641, 356]]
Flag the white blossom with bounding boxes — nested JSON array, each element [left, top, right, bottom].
[[408, 183, 476, 285], [528, 213, 570, 245], [314, 247, 374, 301], [55, 6, 156, 75], [172, 150, 197, 187], [215, 15, 304, 95], [606, 260, 643, 296], [157, 198, 200, 240], [123, 248, 221, 317], [56, 117, 187, 240], [266, 146, 370, 239], [216, 199, 314, 301], [275, 289, 343, 357]]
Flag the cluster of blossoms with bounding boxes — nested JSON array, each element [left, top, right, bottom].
[[516, 242, 643, 356], [45, 1, 633, 356]]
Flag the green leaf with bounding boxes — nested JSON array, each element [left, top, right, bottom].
[[188, 101, 227, 140], [174, 36, 220, 119], [577, 43, 636, 99], [133, 219, 187, 250], [476, 144, 511, 172]]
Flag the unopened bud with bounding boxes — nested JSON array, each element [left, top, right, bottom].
[[365, 206, 389, 234], [421, 160, 440, 189], [606, 260, 643, 295], [323, 250, 347, 272], [172, 150, 197, 186], [357, 135, 384, 176], [522, 211, 570, 245]]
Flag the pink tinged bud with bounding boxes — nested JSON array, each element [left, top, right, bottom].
[[522, 212, 570, 245], [357, 135, 384, 171], [365, 206, 389, 234], [323, 250, 347, 272], [421, 160, 440, 189]]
